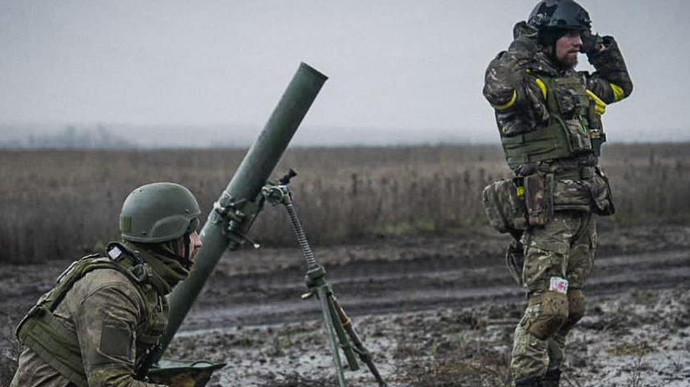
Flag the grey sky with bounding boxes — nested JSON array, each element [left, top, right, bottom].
[[1, 0, 688, 144]]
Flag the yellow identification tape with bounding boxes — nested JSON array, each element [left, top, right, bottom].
[[492, 90, 518, 111]]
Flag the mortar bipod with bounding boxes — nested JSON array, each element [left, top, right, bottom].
[[262, 170, 388, 387]]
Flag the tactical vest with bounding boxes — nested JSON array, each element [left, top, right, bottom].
[[501, 72, 595, 170], [15, 251, 169, 387]]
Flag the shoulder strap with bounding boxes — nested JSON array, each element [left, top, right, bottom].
[[46, 256, 147, 313]]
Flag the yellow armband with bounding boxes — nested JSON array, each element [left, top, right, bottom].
[[535, 78, 547, 100], [586, 89, 607, 115], [491, 90, 518, 111], [610, 83, 626, 102]]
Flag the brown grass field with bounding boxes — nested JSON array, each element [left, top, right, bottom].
[[1, 143, 689, 264]]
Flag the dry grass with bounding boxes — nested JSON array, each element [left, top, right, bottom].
[[1, 143, 689, 264]]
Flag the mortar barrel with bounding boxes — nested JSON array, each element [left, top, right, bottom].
[[158, 62, 328, 356]]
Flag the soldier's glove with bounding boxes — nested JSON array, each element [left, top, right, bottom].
[[586, 90, 607, 115], [580, 29, 602, 55], [512, 21, 539, 45], [599, 35, 618, 52]]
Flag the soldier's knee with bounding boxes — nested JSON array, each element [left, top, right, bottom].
[[527, 291, 568, 340], [560, 289, 585, 333]]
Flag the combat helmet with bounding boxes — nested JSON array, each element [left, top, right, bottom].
[[120, 182, 200, 243], [119, 182, 201, 267], [528, 0, 591, 32]]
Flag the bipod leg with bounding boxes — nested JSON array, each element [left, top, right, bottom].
[[332, 297, 388, 387], [306, 266, 356, 387], [269, 182, 378, 386], [316, 285, 347, 387], [326, 290, 359, 372]]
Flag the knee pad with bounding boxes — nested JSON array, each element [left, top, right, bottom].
[[527, 291, 568, 340], [560, 289, 585, 333]]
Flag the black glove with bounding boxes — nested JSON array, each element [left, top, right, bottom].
[[580, 29, 601, 55], [510, 21, 540, 55]]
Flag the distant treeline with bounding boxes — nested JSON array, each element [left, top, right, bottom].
[[0, 124, 499, 149], [0, 125, 134, 149], [1, 144, 689, 264]]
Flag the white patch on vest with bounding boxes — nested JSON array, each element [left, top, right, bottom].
[[549, 277, 569, 294], [108, 246, 122, 259]]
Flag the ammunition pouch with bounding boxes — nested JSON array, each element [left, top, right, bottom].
[[482, 178, 527, 234], [551, 177, 591, 212], [482, 179, 528, 285], [524, 174, 552, 226], [534, 157, 614, 214], [587, 167, 616, 216], [590, 131, 606, 157], [552, 87, 580, 119], [507, 162, 607, 223], [549, 164, 614, 215]]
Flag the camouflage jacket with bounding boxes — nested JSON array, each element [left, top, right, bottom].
[[483, 22, 633, 141], [11, 242, 189, 387], [483, 22, 633, 211]]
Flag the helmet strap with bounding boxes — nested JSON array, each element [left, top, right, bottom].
[[149, 236, 192, 270], [182, 232, 192, 269]]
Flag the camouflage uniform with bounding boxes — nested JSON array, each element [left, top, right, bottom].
[[483, 20, 632, 384], [10, 241, 189, 387]]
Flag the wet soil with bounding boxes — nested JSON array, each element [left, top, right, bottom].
[[178, 224, 690, 331], [1, 224, 689, 386]]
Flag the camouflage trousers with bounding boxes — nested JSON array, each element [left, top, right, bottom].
[[510, 211, 596, 382]]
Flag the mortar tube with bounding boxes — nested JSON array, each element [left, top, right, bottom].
[[157, 62, 328, 358]]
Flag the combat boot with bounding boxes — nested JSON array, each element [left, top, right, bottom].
[[542, 369, 561, 387], [515, 375, 542, 387]]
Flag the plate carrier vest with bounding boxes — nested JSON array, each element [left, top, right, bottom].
[[500, 72, 598, 170], [15, 249, 168, 387]]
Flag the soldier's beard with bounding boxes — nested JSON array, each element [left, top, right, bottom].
[[559, 52, 579, 69], [546, 47, 579, 70]]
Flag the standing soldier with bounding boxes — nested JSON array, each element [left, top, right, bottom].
[[482, 1, 632, 386], [11, 182, 203, 387]]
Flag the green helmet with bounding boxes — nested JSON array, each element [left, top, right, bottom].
[[528, 0, 591, 32], [119, 182, 201, 243]]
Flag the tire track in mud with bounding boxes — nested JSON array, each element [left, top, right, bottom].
[[181, 249, 690, 332]]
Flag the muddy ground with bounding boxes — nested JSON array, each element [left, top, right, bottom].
[[1, 224, 689, 386]]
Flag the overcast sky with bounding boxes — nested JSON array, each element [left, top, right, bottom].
[[1, 0, 688, 144]]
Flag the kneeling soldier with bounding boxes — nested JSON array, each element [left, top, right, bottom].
[[11, 182, 203, 387]]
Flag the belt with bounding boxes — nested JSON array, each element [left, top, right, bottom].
[[538, 156, 597, 180]]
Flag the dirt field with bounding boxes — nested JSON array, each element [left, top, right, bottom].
[[2, 224, 689, 386], [2, 144, 689, 385]]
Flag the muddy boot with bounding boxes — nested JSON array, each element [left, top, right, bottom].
[[515, 375, 542, 387], [542, 369, 561, 387]]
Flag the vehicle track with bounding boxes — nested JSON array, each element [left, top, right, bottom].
[[181, 249, 690, 331]]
